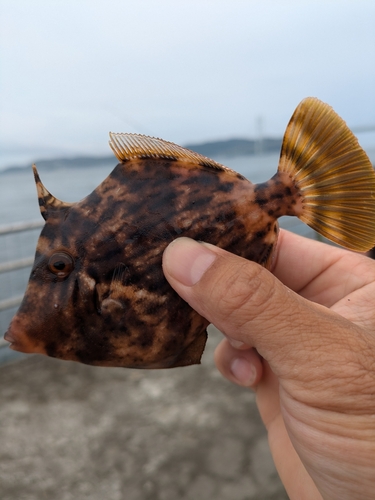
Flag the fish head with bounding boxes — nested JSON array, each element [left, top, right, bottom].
[[4, 164, 208, 368], [4, 172, 98, 360], [3, 164, 113, 359]]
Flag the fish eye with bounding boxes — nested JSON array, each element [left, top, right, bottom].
[[48, 252, 74, 277]]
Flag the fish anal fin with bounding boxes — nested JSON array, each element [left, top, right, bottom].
[[278, 98, 375, 252]]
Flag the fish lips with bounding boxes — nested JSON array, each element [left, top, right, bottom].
[[4, 317, 45, 354], [3, 329, 16, 348]]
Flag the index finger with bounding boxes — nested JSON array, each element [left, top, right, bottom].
[[272, 229, 373, 300]]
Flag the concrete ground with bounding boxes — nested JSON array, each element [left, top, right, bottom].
[[0, 326, 288, 500]]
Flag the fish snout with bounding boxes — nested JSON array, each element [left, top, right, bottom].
[[4, 316, 45, 354]]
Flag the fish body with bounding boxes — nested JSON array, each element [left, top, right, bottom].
[[4, 98, 375, 368], [7, 160, 293, 367]]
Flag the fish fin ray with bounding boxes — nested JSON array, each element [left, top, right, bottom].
[[278, 97, 375, 252], [109, 263, 128, 296], [109, 132, 239, 174]]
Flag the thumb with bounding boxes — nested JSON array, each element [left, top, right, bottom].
[[162, 237, 352, 377]]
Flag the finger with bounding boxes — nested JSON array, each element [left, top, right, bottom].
[[272, 229, 345, 292], [255, 363, 322, 500], [223, 336, 249, 350], [269, 418, 322, 500], [214, 339, 263, 388], [214, 343, 320, 496], [162, 237, 352, 375], [273, 230, 375, 307], [215, 346, 322, 499]]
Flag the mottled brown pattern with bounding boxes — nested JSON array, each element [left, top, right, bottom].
[[5, 158, 295, 368]]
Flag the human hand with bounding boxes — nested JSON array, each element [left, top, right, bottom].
[[162, 232, 375, 500]]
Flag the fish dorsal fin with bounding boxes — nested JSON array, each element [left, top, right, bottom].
[[278, 97, 375, 252], [109, 132, 234, 173]]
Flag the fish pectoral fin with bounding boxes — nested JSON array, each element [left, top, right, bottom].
[[100, 297, 124, 315], [278, 97, 375, 252], [108, 132, 238, 174], [168, 329, 208, 368]]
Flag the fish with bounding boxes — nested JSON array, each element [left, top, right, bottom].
[[4, 97, 375, 368]]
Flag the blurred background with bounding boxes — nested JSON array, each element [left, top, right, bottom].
[[1, 0, 374, 167], [0, 1, 374, 499]]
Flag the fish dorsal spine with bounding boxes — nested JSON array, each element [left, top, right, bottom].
[[32, 164, 73, 221]]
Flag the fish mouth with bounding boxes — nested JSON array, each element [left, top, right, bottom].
[[4, 328, 27, 352], [3, 318, 43, 354], [4, 330, 16, 347]]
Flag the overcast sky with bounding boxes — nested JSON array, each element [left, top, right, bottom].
[[0, 0, 374, 168]]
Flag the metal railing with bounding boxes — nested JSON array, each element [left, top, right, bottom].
[[0, 219, 44, 236], [0, 220, 43, 355], [0, 253, 37, 313]]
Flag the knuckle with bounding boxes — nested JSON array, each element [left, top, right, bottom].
[[211, 260, 278, 328]]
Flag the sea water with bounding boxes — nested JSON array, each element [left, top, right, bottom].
[[1, 146, 374, 223]]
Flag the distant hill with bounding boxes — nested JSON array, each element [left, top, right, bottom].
[[1, 136, 283, 174], [2, 155, 116, 174], [185, 137, 282, 158]]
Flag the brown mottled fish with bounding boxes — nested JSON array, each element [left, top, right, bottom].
[[4, 98, 375, 368]]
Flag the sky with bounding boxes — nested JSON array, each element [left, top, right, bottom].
[[0, 0, 374, 168]]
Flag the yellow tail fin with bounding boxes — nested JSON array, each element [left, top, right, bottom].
[[278, 97, 375, 252]]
